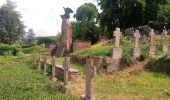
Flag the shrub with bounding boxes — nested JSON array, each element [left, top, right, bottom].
[[120, 37, 133, 64], [0, 43, 20, 56], [146, 55, 170, 74]]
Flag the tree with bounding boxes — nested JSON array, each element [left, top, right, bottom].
[[26, 28, 35, 44], [37, 37, 55, 44], [97, 0, 168, 38], [0, 0, 25, 44], [73, 3, 100, 44]]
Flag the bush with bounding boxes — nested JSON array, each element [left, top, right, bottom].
[[146, 55, 170, 74], [121, 37, 133, 64], [0, 43, 20, 56]]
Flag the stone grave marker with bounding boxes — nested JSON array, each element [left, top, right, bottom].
[[56, 45, 65, 57], [133, 30, 141, 58], [43, 56, 47, 75], [51, 56, 57, 82], [38, 55, 42, 70], [113, 27, 122, 48], [80, 59, 94, 100], [149, 29, 156, 56], [112, 27, 122, 59], [63, 56, 70, 92]]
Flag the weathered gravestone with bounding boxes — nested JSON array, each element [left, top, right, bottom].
[[133, 30, 141, 59], [107, 28, 122, 73], [63, 57, 70, 92], [51, 56, 57, 82], [38, 55, 41, 70], [149, 29, 156, 56], [80, 59, 95, 100], [56, 45, 65, 57], [43, 56, 48, 75]]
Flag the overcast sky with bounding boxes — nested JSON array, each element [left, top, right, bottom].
[[0, 0, 98, 36]]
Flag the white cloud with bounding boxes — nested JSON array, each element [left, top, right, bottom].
[[0, 0, 98, 36]]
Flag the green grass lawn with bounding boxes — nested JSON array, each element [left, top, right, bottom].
[[0, 55, 75, 100], [93, 71, 170, 100]]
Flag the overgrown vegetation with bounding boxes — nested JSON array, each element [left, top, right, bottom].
[[146, 54, 170, 74]]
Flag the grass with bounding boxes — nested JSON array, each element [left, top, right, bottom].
[[55, 58, 84, 75], [71, 43, 112, 58], [0, 55, 76, 100], [93, 71, 170, 100]]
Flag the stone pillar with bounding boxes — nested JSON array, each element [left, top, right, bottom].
[[51, 56, 57, 82], [149, 29, 156, 56], [63, 56, 70, 92], [43, 56, 48, 75], [133, 30, 141, 59], [107, 27, 122, 73], [80, 59, 94, 100], [38, 55, 42, 70], [60, 18, 72, 52]]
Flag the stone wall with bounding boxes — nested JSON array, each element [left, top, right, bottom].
[[70, 55, 103, 74], [73, 41, 91, 52]]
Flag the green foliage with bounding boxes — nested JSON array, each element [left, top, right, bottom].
[[73, 3, 100, 44], [0, 43, 21, 56], [140, 44, 148, 60], [72, 44, 112, 58], [98, 0, 168, 38], [146, 55, 170, 74], [24, 28, 36, 45], [37, 37, 55, 44], [0, 0, 25, 44], [75, 3, 98, 21], [121, 37, 133, 64]]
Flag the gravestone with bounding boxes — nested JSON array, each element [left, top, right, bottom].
[[51, 56, 57, 82], [133, 30, 141, 58], [80, 59, 94, 100], [112, 27, 122, 59], [56, 45, 65, 57], [108, 28, 122, 73], [149, 29, 156, 56], [43, 56, 47, 75], [38, 55, 41, 70], [63, 57, 70, 92]]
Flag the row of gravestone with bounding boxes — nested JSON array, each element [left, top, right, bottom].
[[37, 56, 70, 92], [37, 55, 96, 99], [107, 27, 169, 72]]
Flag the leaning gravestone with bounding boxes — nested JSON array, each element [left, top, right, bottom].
[[55, 45, 65, 57], [107, 27, 122, 73], [80, 59, 94, 100], [43, 56, 48, 75], [133, 30, 141, 59], [63, 57, 70, 92], [149, 29, 156, 56]]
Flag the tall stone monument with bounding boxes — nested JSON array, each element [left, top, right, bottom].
[[60, 7, 73, 53]]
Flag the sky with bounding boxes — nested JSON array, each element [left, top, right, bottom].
[[0, 0, 98, 36]]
